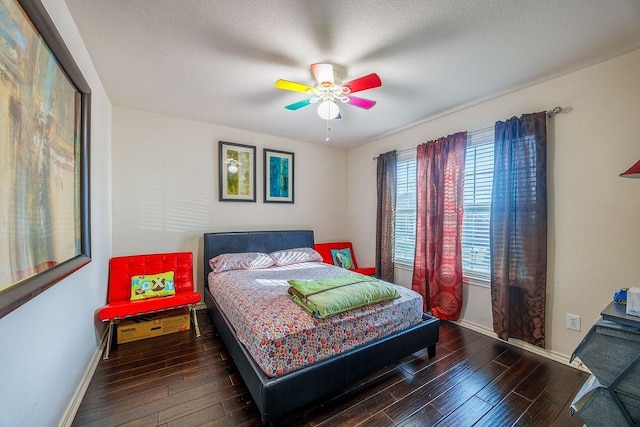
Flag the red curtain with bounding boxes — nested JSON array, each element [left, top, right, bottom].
[[411, 133, 467, 320]]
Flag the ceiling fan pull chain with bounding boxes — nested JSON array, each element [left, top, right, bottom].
[[325, 119, 331, 142]]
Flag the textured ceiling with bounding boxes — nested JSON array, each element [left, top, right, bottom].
[[64, 0, 640, 148]]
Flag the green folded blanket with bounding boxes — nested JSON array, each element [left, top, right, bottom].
[[287, 273, 400, 319]]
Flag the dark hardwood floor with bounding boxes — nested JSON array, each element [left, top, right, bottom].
[[72, 310, 588, 426]]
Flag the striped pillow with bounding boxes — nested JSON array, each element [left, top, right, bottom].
[[269, 247, 323, 266], [209, 252, 275, 273]]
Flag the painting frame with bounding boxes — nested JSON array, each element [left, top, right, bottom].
[[218, 141, 256, 202], [0, 0, 92, 319], [263, 149, 294, 204]]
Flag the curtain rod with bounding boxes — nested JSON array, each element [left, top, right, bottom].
[[546, 106, 564, 117], [373, 106, 566, 160]]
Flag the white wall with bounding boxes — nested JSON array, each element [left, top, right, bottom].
[[0, 1, 112, 426], [347, 49, 640, 360], [112, 107, 349, 293]]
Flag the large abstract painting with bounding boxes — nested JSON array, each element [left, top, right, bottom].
[[0, 0, 91, 318], [264, 149, 294, 203]]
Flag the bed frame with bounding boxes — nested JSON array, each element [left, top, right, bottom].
[[203, 230, 440, 425]]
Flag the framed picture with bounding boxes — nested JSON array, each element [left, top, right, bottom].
[[0, 0, 92, 319], [219, 141, 256, 202], [264, 149, 294, 203]]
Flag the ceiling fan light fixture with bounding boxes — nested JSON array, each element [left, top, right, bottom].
[[317, 100, 340, 120]]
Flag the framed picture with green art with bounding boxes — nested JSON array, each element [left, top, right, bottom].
[[264, 149, 294, 203], [218, 141, 256, 202]]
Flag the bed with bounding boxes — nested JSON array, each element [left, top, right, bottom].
[[203, 230, 440, 425]]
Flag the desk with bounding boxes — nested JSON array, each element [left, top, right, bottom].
[[601, 301, 640, 329], [570, 302, 640, 426]]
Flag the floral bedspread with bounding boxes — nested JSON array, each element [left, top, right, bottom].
[[208, 262, 423, 377]]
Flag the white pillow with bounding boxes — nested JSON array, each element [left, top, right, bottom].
[[209, 252, 274, 273], [269, 247, 323, 266]]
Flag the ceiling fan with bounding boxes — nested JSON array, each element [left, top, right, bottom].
[[275, 63, 382, 120]]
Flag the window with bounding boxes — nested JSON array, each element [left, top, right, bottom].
[[461, 128, 494, 285], [394, 149, 417, 266], [393, 128, 495, 285]]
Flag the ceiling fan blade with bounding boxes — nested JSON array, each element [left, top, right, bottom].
[[347, 96, 377, 109], [342, 73, 382, 94], [311, 63, 334, 85], [285, 99, 313, 110], [275, 79, 316, 94]]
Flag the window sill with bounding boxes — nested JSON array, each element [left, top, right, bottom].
[[394, 262, 414, 271], [395, 264, 490, 288], [463, 275, 490, 289]]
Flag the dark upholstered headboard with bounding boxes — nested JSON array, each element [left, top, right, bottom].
[[203, 230, 314, 284]]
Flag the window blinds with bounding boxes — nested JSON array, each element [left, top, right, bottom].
[[392, 126, 495, 284], [394, 148, 417, 266], [462, 127, 494, 285]]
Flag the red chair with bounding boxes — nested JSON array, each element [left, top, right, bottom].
[[98, 252, 201, 359], [314, 242, 375, 276]]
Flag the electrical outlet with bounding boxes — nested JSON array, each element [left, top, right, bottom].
[[567, 313, 581, 331]]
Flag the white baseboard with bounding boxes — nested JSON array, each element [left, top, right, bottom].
[[58, 328, 108, 427], [456, 319, 590, 373]]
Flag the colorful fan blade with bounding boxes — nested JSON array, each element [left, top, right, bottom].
[[275, 79, 316, 94], [342, 73, 382, 94], [347, 96, 376, 109], [311, 63, 334, 85], [285, 99, 312, 110]]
